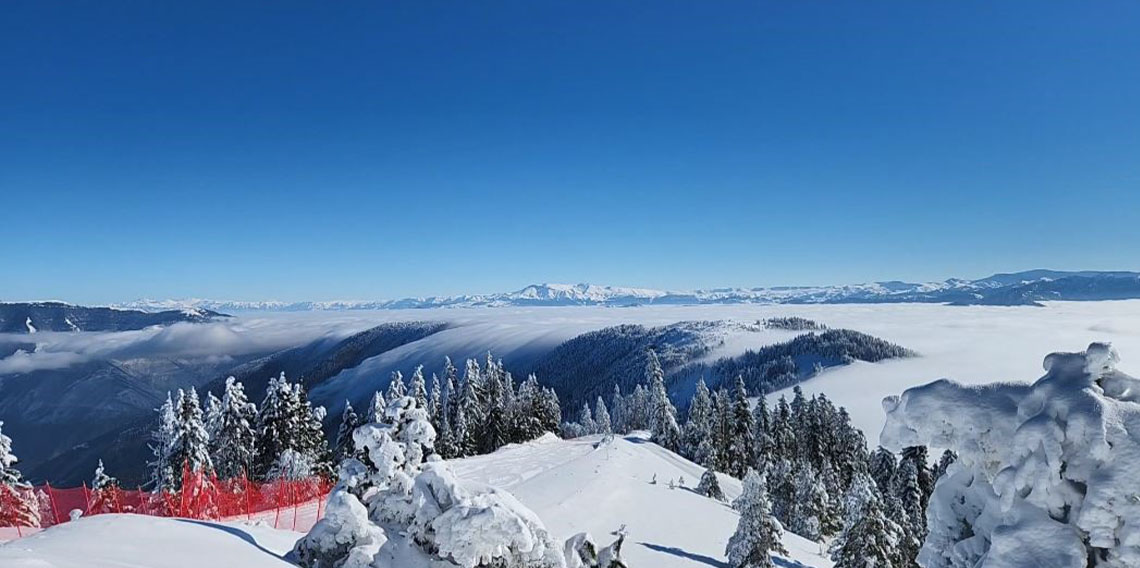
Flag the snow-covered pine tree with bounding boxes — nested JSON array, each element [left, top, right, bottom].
[[899, 445, 934, 508], [894, 457, 925, 567], [149, 392, 178, 491], [766, 457, 796, 531], [210, 376, 258, 480], [770, 395, 796, 462], [789, 460, 830, 541], [727, 470, 787, 568], [830, 473, 902, 568], [482, 361, 510, 453], [729, 375, 757, 478], [334, 401, 360, 463], [410, 365, 429, 410], [539, 386, 563, 435], [595, 396, 612, 435], [204, 391, 223, 441], [295, 382, 334, 479], [429, 372, 443, 425], [751, 398, 773, 473], [684, 378, 715, 466], [646, 349, 681, 452], [712, 388, 734, 472], [697, 467, 725, 501], [386, 370, 406, 402], [868, 446, 896, 496], [578, 402, 596, 436], [610, 384, 625, 434], [0, 421, 39, 527], [169, 387, 213, 487], [628, 383, 650, 431], [459, 357, 485, 454], [89, 459, 120, 514], [367, 390, 386, 424]]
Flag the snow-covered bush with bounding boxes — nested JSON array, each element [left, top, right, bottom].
[[881, 342, 1140, 568], [293, 489, 386, 568], [563, 529, 628, 568], [297, 394, 571, 568]]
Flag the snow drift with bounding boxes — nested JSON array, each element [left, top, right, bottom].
[[881, 342, 1140, 568]]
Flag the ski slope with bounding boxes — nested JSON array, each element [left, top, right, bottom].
[[0, 433, 830, 567]]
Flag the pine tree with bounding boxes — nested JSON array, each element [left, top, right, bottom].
[[751, 398, 773, 473], [429, 372, 443, 424], [900, 445, 934, 508], [789, 460, 830, 541], [149, 392, 178, 491], [386, 370, 406, 402], [712, 388, 734, 471], [577, 402, 596, 435], [697, 468, 725, 501], [646, 349, 681, 452], [770, 396, 796, 462], [684, 378, 715, 466], [628, 384, 650, 431], [727, 470, 788, 568], [367, 390, 386, 424], [831, 475, 902, 568], [610, 384, 625, 434], [210, 376, 258, 480], [429, 373, 449, 457], [728, 375, 756, 477], [894, 458, 925, 567], [410, 365, 429, 410], [169, 387, 213, 487], [595, 396, 612, 435], [89, 459, 120, 514], [458, 358, 485, 455], [0, 421, 39, 527], [255, 373, 303, 479], [334, 401, 360, 462], [481, 361, 509, 453], [295, 383, 333, 479], [869, 446, 896, 495]]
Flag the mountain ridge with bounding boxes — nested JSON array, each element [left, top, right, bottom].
[[108, 269, 1140, 311]]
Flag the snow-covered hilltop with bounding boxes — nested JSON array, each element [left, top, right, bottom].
[[113, 270, 1140, 311]]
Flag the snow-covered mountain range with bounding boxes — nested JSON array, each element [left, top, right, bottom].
[[112, 270, 1140, 311]]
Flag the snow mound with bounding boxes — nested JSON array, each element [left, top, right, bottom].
[[0, 514, 301, 568], [881, 342, 1140, 568]]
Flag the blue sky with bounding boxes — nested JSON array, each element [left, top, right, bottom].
[[3, 1, 1139, 303]]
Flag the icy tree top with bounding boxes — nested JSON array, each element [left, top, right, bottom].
[[880, 342, 1140, 567]]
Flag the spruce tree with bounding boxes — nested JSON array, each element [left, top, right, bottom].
[[869, 446, 897, 495], [726, 470, 787, 568], [894, 458, 925, 567], [410, 365, 429, 410], [0, 420, 39, 527], [366, 390, 386, 424], [595, 396, 612, 435], [210, 376, 258, 480], [831, 476, 902, 568], [334, 401, 360, 462], [683, 378, 715, 466], [697, 468, 725, 501], [770, 396, 796, 462], [90, 459, 120, 514], [751, 398, 773, 473], [578, 402, 596, 435], [646, 349, 681, 451], [255, 373, 302, 479], [169, 387, 213, 487], [481, 362, 509, 453], [295, 383, 333, 479], [729, 375, 756, 477], [610, 384, 625, 434], [149, 392, 178, 491], [386, 370, 406, 402]]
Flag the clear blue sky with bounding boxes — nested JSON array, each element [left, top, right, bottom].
[[3, 1, 1139, 303]]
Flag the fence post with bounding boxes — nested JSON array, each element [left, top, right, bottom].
[[81, 481, 91, 516], [45, 482, 61, 525], [291, 481, 298, 531]]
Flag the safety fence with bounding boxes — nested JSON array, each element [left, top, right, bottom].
[[0, 466, 334, 541]]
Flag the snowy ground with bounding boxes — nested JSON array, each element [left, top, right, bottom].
[[0, 433, 831, 567]]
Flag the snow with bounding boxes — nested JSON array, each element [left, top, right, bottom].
[[1, 434, 831, 567], [0, 514, 303, 568], [24, 317, 35, 334]]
